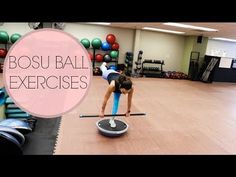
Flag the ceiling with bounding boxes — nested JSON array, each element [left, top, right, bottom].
[[106, 23, 236, 39]]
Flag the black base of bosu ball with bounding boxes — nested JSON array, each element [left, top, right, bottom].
[[0, 131, 23, 155], [0, 125, 25, 146], [96, 119, 128, 137]]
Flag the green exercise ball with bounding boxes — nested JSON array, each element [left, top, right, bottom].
[[10, 33, 21, 44], [0, 31, 9, 43], [110, 50, 119, 58], [80, 38, 90, 49], [92, 38, 102, 49]]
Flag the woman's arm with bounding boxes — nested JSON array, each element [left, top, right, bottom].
[[100, 84, 114, 117], [126, 87, 134, 116]]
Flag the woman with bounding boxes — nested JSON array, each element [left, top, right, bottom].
[[99, 62, 134, 127]]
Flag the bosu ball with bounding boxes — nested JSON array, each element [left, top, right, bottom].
[[96, 119, 128, 137]]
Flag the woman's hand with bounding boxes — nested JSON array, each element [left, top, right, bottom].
[[125, 111, 130, 117], [99, 111, 104, 118]]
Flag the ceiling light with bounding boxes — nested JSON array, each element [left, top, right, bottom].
[[212, 37, 236, 42], [86, 22, 111, 26], [142, 27, 185, 34], [163, 23, 218, 32]]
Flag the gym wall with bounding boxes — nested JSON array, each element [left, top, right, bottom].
[[0, 23, 32, 36], [1, 23, 203, 73], [139, 30, 185, 71], [206, 39, 236, 58], [63, 23, 135, 63], [182, 36, 194, 74], [0, 23, 32, 49]]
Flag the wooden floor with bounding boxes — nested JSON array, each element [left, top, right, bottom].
[[2, 73, 236, 154], [54, 76, 236, 154]]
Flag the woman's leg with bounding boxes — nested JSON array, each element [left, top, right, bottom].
[[109, 92, 121, 128], [100, 62, 118, 80], [112, 92, 121, 115]]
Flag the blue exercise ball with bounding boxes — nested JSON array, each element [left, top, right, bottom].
[[109, 65, 117, 71], [0, 90, 5, 106], [101, 42, 111, 51]]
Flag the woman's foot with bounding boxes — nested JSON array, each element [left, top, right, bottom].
[[109, 118, 116, 128], [102, 62, 107, 67]]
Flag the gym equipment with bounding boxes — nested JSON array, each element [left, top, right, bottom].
[[0, 89, 5, 105], [198, 55, 220, 83], [28, 22, 42, 30], [5, 97, 13, 104], [80, 113, 146, 118], [7, 113, 31, 118], [111, 42, 119, 50], [88, 52, 93, 60], [201, 58, 218, 82], [92, 38, 102, 49], [95, 54, 103, 62], [0, 119, 32, 134], [109, 65, 117, 71], [80, 113, 145, 137], [5, 109, 25, 114], [10, 33, 21, 44], [0, 48, 7, 58], [1, 87, 7, 97], [7, 104, 18, 109], [106, 34, 116, 44], [0, 31, 9, 43], [141, 59, 165, 78], [0, 125, 25, 146], [153, 60, 164, 64], [188, 51, 200, 81], [81, 38, 90, 49], [232, 59, 236, 69], [125, 52, 133, 76], [164, 71, 188, 79], [103, 54, 112, 62], [0, 131, 22, 155], [101, 42, 111, 51], [133, 50, 143, 77], [0, 88, 6, 119], [96, 119, 128, 137], [110, 50, 119, 58], [53, 23, 66, 30]]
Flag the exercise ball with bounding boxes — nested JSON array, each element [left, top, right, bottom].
[[88, 52, 93, 60], [109, 65, 117, 71], [0, 125, 25, 146], [81, 38, 90, 49], [0, 48, 7, 58], [92, 38, 102, 49], [10, 33, 21, 44], [110, 50, 119, 58], [111, 42, 119, 50], [0, 90, 5, 105], [101, 42, 111, 51], [95, 54, 103, 62], [0, 119, 32, 135], [0, 31, 9, 43], [106, 34, 116, 44], [103, 54, 112, 62]]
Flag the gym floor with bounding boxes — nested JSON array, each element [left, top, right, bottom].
[[54, 76, 236, 154], [1, 73, 236, 154], [0, 74, 61, 155]]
